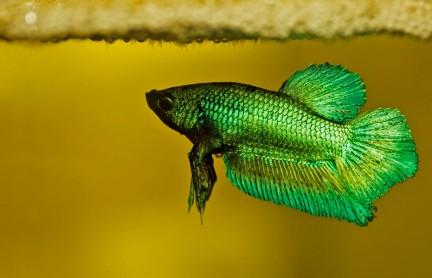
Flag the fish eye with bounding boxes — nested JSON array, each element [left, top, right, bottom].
[[158, 96, 173, 111]]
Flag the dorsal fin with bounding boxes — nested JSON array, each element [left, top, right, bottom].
[[279, 63, 366, 123]]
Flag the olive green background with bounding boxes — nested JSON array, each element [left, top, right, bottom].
[[0, 38, 430, 277]]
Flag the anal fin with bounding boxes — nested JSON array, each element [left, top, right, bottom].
[[223, 146, 374, 226]]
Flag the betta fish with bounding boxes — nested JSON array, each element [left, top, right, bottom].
[[146, 63, 418, 226]]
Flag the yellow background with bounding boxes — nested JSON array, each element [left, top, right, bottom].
[[0, 38, 430, 277]]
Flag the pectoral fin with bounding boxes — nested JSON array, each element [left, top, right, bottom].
[[188, 142, 218, 218]]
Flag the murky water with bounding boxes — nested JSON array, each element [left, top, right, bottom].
[[0, 38, 430, 278]]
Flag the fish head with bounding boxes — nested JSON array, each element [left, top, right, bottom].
[[146, 86, 201, 135]]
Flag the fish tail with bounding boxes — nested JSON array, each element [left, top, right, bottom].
[[336, 108, 418, 203]]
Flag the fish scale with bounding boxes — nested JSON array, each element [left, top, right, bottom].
[[201, 85, 346, 159], [146, 63, 418, 226]]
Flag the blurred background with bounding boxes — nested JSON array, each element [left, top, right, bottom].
[[0, 38, 430, 278]]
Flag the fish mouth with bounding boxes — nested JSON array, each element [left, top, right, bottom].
[[146, 89, 158, 112]]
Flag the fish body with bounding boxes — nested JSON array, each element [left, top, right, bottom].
[[193, 83, 348, 159], [146, 64, 418, 226]]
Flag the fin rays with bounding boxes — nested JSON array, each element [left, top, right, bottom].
[[223, 148, 374, 225], [279, 63, 366, 123], [222, 108, 418, 226]]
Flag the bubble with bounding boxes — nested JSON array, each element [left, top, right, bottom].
[[25, 11, 37, 25]]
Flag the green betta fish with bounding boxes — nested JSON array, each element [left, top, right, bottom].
[[146, 63, 418, 226]]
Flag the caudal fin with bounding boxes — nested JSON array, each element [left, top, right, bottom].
[[336, 108, 418, 203]]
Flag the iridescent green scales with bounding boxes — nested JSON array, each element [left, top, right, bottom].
[[201, 84, 348, 158], [146, 63, 418, 226]]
